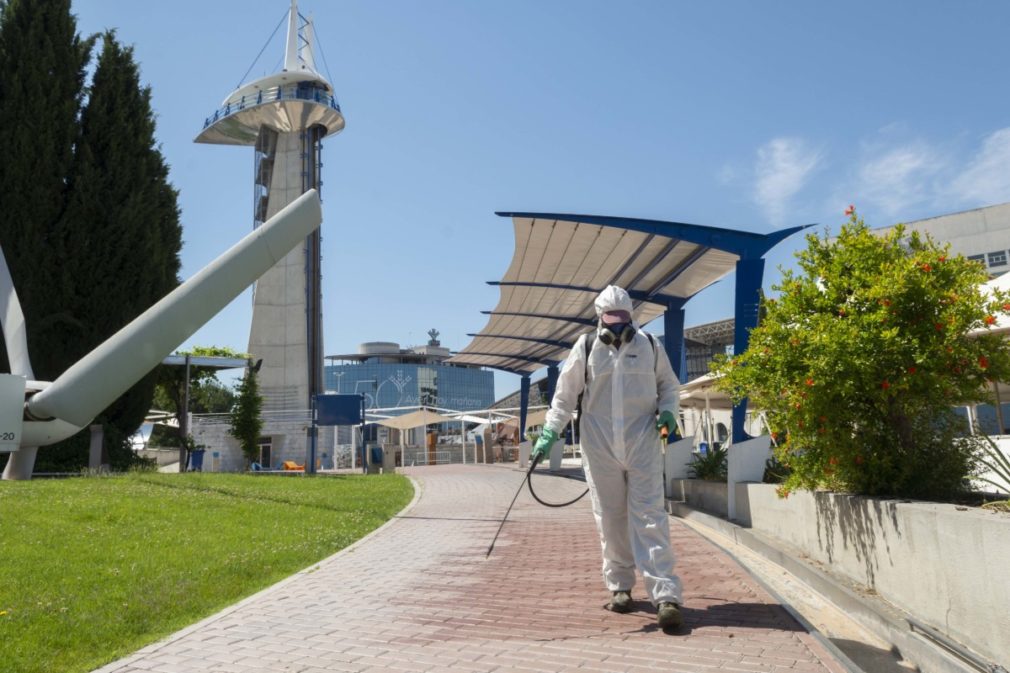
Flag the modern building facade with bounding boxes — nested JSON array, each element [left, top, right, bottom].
[[325, 330, 494, 413], [875, 202, 1010, 277]]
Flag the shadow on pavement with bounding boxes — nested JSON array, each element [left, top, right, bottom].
[[830, 637, 913, 673]]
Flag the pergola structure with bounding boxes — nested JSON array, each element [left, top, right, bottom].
[[448, 212, 811, 442]]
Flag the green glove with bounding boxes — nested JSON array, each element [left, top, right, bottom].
[[656, 410, 676, 437], [531, 428, 559, 462]]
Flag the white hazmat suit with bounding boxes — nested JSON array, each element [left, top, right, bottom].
[[543, 285, 683, 606]]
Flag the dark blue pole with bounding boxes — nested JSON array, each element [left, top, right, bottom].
[[662, 299, 687, 382], [359, 395, 367, 474], [732, 257, 766, 443], [547, 365, 559, 404], [519, 375, 530, 439], [308, 394, 317, 475]]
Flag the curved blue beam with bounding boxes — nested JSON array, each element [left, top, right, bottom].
[[451, 351, 559, 367], [467, 333, 575, 349], [481, 310, 596, 328], [496, 212, 814, 259], [487, 280, 680, 305]]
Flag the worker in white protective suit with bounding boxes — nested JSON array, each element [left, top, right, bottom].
[[531, 285, 683, 629]]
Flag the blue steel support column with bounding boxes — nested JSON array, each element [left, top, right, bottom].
[[547, 365, 559, 404], [662, 300, 687, 382], [519, 375, 530, 439], [732, 257, 766, 443]]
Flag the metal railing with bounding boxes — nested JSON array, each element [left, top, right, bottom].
[[192, 409, 312, 426], [202, 83, 342, 129], [402, 447, 460, 466]]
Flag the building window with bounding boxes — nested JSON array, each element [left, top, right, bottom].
[[967, 254, 985, 265], [987, 251, 1007, 267]]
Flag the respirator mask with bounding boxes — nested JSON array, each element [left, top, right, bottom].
[[598, 310, 635, 346]]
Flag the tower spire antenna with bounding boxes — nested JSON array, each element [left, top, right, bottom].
[[301, 14, 316, 72], [283, 0, 299, 72]]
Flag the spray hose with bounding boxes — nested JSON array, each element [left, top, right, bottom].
[[525, 453, 590, 507]]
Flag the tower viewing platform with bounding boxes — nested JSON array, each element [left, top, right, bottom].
[[196, 0, 343, 147], [195, 73, 343, 146]]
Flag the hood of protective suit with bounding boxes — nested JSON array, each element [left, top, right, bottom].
[[594, 285, 637, 327]]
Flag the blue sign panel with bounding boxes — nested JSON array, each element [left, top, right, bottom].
[[316, 394, 364, 426]]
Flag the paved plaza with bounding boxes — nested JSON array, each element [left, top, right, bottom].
[[95, 465, 851, 673]]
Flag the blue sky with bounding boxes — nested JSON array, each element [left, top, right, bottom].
[[74, 0, 1010, 398]]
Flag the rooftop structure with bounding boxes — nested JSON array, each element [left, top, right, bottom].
[[325, 331, 493, 413], [874, 202, 1010, 277]]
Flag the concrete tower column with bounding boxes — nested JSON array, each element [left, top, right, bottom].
[[249, 131, 314, 411]]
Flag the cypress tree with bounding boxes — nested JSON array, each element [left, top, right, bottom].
[[40, 31, 182, 471], [0, 0, 91, 476], [230, 368, 264, 467], [0, 0, 91, 377]]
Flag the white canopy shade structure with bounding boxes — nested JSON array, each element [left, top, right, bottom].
[[447, 211, 809, 447], [371, 408, 457, 430], [502, 408, 547, 429], [451, 413, 513, 425], [679, 373, 734, 410], [448, 215, 744, 375]]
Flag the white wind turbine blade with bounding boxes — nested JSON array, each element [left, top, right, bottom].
[[27, 189, 322, 426], [0, 245, 34, 378]]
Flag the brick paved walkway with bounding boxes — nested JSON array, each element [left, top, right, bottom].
[[95, 465, 850, 673]]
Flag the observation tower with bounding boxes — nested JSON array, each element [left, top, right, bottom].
[[196, 0, 343, 465]]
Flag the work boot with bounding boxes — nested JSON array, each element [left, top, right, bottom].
[[657, 601, 683, 629], [609, 590, 632, 613]]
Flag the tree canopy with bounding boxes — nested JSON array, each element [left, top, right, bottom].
[[230, 367, 263, 466], [0, 0, 91, 378], [151, 346, 244, 448], [713, 211, 1010, 500]]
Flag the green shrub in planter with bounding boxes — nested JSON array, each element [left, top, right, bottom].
[[977, 431, 1010, 493], [763, 455, 793, 484], [688, 446, 728, 482]]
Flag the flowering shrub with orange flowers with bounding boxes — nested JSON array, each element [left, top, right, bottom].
[[713, 209, 1010, 500]]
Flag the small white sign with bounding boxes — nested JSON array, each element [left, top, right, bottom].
[[0, 374, 25, 452]]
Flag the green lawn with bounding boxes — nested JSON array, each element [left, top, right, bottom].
[[0, 472, 413, 673]]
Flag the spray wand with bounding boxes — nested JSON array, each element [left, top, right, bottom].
[[485, 450, 591, 558]]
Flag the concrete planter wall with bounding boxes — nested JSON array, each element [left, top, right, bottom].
[[666, 434, 772, 519], [724, 483, 1010, 667], [673, 479, 729, 517]]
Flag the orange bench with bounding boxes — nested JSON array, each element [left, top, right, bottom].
[[282, 460, 304, 471]]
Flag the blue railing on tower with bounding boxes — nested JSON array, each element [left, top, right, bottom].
[[202, 82, 341, 129]]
